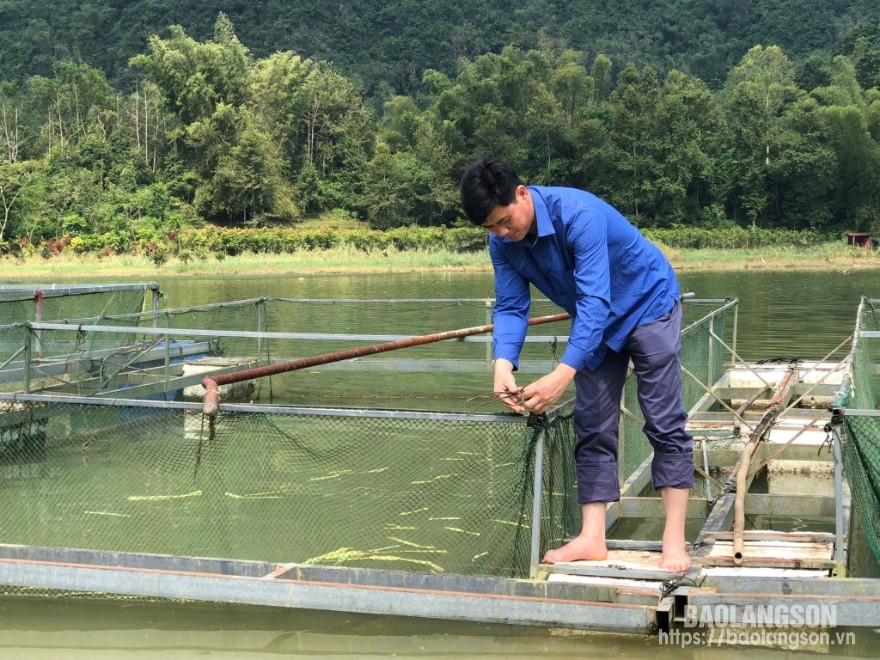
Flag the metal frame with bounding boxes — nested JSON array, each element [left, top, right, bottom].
[[21, 296, 861, 634], [0, 283, 161, 298], [0, 544, 656, 634]]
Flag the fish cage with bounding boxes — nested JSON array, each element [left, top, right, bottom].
[[838, 297, 880, 566], [0, 282, 160, 326], [0, 292, 736, 631]]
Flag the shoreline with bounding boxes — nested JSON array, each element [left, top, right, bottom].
[[1, 245, 879, 280]]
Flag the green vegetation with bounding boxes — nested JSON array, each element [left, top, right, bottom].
[[1, 1, 877, 94], [2, 241, 878, 282], [0, 9, 879, 262]]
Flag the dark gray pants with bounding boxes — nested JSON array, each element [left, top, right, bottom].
[[573, 301, 694, 503]]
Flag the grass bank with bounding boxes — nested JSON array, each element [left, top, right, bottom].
[[0, 242, 878, 280]]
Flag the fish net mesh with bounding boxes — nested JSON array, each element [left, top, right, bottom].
[[0, 289, 728, 600], [841, 298, 880, 564]]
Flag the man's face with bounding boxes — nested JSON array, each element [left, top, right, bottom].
[[480, 185, 536, 242]]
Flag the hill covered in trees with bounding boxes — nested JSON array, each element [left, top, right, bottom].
[[0, 8, 879, 259], [1, 0, 878, 94]]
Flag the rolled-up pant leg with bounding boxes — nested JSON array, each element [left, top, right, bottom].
[[573, 350, 628, 503], [626, 301, 695, 490]]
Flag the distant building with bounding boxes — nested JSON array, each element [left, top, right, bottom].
[[845, 232, 872, 248]]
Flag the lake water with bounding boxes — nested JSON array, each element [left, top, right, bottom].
[[147, 268, 875, 361], [1, 268, 878, 657]]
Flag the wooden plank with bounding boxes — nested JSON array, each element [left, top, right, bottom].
[[701, 573, 880, 596], [705, 531, 835, 543], [698, 556, 837, 570], [546, 573, 661, 605], [700, 540, 835, 570], [707, 540, 834, 560], [744, 493, 837, 518], [543, 550, 679, 581]]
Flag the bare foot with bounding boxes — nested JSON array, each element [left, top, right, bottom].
[[542, 535, 608, 564], [659, 534, 691, 572]]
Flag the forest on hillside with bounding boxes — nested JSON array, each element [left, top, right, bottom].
[[2, 0, 879, 93], [0, 9, 879, 257]]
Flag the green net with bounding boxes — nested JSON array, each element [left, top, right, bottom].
[[841, 297, 880, 564], [841, 415, 880, 563], [0, 296, 730, 592], [0, 284, 157, 367], [0, 284, 155, 326], [0, 397, 558, 578]]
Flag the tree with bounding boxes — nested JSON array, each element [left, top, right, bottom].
[[207, 109, 295, 224], [606, 64, 664, 224], [839, 20, 880, 92], [821, 104, 880, 228], [552, 50, 591, 128], [298, 64, 374, 211], [722, 46, 802, 226], [764, 98, 836, 228], [251, 51, 316, 173], [129, 15, 252, 127], [0, 82, 26, 164], [652, 70, 723, 224], [0, 160, 41, 243]]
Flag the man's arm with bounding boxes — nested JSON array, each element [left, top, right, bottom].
[[489, 243, 531, 370], [560, 206, 611, 371], [520, 207, 610, 414], [489, 243, 530, 410]]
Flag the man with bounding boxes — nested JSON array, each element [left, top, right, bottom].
[[460, 156, 693, 572]]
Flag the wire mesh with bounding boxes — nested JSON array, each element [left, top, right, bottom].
[[0, 285, 154, 365], [0, 398, 550, 578], [0, 296, 732, 600], [841, 298, 880, 565]]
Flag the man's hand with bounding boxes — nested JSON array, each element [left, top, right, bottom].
[[493, 358, 524, 413], [520, 363, 576, 414]]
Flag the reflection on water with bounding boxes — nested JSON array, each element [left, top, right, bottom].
[[2, 269, 879, 657], [0, 596, 684, 659], [0, 594, 876, 658]]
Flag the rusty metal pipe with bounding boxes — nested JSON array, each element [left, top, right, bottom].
[[202, 312, 571, 416]]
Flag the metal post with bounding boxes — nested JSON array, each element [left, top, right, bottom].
[[831, 425, 846, 575], [730, 301, 739, 368], [151, 287, 160, 339], [701, 437, 712, 502], [708, 320, 715, 386], [529, 429, 546, 579], [257, 299, 265, 359], [23, 324, 32, 394], [618, 372, 627, 487], [34, 290, 43, 359], [485, 299, 493, 365], [164, 331, 171, 390]]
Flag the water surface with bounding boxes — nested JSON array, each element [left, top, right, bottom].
[[2, 268, 878, 657]]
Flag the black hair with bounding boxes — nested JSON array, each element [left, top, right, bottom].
[[459, 157, 522, 225]]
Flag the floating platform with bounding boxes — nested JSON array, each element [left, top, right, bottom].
[[0, 358, 876, 637], [0, 292, 878, 641]]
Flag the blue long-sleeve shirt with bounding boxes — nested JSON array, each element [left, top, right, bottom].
[[490, 186, 680, 372]]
